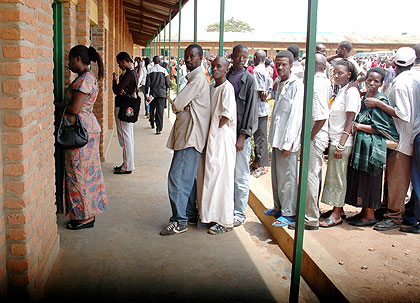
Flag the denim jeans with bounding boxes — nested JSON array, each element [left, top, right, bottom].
[[403, 133, 420, 224], [168, 147, 201, 223], [234, 137, 251, 222]]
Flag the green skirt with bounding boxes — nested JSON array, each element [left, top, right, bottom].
[[321, 144, 352, 207]]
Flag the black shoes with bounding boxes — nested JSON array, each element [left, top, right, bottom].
[[66, 217, 95, 230], [349, 218, 377, 227], [373, 218, 400, 231], [400, 223, 420, 234], [114, 169, 132, 174]]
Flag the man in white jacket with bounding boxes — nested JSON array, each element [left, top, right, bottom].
[[265, 50, 304, 227]]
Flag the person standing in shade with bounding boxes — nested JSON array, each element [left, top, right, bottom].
[[64, 45, 108, 230], [198, 57, 237, 235], [112, 52, 137, 174], [250, 50, 272, 178], [145, 56, 171, 135], [265, 50, 304, 227], [227, 44, 258, 228], [288, 54, 332, 230], [160, 44, 211, 236]]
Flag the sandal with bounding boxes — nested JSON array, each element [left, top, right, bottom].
[[113, 164, 123, 171], [66, 217, 95, 230], [253, 167, 266, 178], [319, 218, 343, 228], [320, 209, 346, 219], [272, 216, 295, 227], [264, 208, 281, 217]]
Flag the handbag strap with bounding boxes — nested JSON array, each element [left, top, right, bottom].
[[59, 105, 82, 127]]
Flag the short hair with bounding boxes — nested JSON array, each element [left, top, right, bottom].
[[233, 44, 249, 55], [153, 55, 160, 64], [335, 59, 358, 82], [339, 41, 353, 53], [276, 50, 294, 65], [366, 67, 386, 83], [186, 43, 203, 57], [116, 51, 133, 63], [265, 58, 271, 65], [287, 44, 300, 59]]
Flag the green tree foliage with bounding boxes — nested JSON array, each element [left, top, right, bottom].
[[206, 17, 254, 33]]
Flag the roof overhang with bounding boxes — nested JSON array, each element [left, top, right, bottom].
[[123, 0, 188, 46]]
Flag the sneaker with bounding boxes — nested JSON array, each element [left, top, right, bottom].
[[208, 223, 233, 235], [160, 222, 188, 236], [233, 219, 243, 227]]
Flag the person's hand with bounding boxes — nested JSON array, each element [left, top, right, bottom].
[[352, 123, 358, 134], [236, 135, 246, 152], [184, 101, 192, 111], [113, 72, 118, 81], [364, 97, 380, 108], [120, 90, 126, 95], [146, 96, 152, 102], [334, 148, 344, 159], [261, 91, 269, 101], [282, 145, 293, 157]]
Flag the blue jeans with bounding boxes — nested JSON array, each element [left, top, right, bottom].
[[403, 133, 420, 224], [234, 137, 251, 222], [168, 147, 200, 223]]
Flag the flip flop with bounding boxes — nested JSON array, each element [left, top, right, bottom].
[[319, 218, 343, 228], [272, 216, 295, 227], [320, 210, 346, 219], [264, 208, 282, 217]]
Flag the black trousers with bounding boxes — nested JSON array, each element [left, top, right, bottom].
[[149, 97, 166, 132], [253, 115, 269, 167]]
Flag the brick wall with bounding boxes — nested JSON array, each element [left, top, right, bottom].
[[0, 0, 59, 298]]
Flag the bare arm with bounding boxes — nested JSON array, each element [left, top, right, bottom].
[[311, 119, 326, 141], [334, 112, 355, 159], [66, 90, 87, 115], [364, 97, 397, 118], [219, 116, 230, 128], [353, 122, 378, 135]]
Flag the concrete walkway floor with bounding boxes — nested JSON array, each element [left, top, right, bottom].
[[42, 109, 318, 303]]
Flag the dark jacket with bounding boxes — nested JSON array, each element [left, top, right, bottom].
[[145, 64, 171, 98], [227, 68, 258, 138], [113, 69, 138, 107]]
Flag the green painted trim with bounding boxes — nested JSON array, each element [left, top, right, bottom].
[[168, 10, 172, 118], [289, 0, 319, 301], [218, 0, 225, 56], [53, 0, 65, 212], [176, 0, 181, 95]]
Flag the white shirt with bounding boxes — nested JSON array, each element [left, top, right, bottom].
[[269, 74, 304, 152], [312, 73, 332, 151], [389, 69, 420, 156], [253, 63, 272, 117], [328, 84, 360, 147]]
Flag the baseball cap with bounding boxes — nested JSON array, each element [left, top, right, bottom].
[[394, 47, 416, 67]]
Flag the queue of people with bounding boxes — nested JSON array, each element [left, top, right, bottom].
[[60, 41, 420, 237]]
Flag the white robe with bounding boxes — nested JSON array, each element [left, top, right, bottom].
[[198, 80, 237, 226]]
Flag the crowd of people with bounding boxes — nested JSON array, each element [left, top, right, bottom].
[[60, 39, 420, 237]]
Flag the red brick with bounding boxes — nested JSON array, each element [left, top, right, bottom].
[[7, 259, 30, 272], [10, 243, 27, 255]]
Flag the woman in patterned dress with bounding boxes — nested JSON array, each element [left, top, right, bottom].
[[64, 45, 108, 230]]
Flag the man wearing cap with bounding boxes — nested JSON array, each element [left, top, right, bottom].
[[365, 47, 420, 231]]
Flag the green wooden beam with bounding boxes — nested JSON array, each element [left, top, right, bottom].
[[177, 0, 182, 95]]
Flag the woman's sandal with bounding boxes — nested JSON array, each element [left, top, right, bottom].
[[272, 216, 295, 227], [320, 209, 346, 219], [66, 217, 95, 230], [319, 218, 343, 228]]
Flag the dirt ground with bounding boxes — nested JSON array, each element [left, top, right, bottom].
[[254, 162, 420, 303]]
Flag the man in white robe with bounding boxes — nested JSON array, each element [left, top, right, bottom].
[[198, 57, 237, 235]]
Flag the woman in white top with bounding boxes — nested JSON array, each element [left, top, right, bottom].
[[320, 59, 361, 228]]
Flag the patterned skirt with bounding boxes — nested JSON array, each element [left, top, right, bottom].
[[64, 132, 108, 220]]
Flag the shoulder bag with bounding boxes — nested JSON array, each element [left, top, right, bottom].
[[56, 106, 89, 149], [118, 71, 141, 123]]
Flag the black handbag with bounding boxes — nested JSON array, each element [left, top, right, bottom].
[[118, 71, 141, 123], [56, 106, 89, 149]]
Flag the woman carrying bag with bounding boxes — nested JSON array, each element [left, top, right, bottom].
[[62, 45, 108, 230], [112, 52, 138, 174]]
